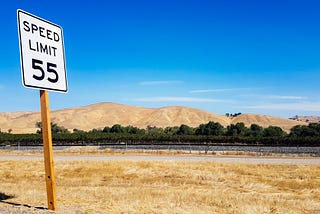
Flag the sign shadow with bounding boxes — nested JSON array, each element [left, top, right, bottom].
[[0, 192, 47, 211]]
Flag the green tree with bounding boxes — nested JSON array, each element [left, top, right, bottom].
[[308, 123, 320, 136], [164, 126, 179, 135], [195, 121, 225, 136], [124, 125, 145, 134], [263, 126, 286, 137], [146, 126, 164, 135], [290, 125, 312, 137], [177, 124, 195, 135], [73, 128, 85, 133], [102, 126, 111, 133], [290, 123, 320, 137], [36, 122, 70, 134], [226, 122, 248, 136], [90, 128, 102, 133], [248, 124, 263, 137], [110, 124, 124, 133], [52, 123, 70, 134]]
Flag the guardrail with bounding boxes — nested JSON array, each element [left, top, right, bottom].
[[1, 144, 319, 155]]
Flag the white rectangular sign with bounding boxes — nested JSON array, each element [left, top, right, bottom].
[[17, 10, 68, 92]]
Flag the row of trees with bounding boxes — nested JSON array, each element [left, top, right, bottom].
[[85, 121, 320, 138], [1, 121, 320, 146]]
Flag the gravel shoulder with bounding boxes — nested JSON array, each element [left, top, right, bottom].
[[0, 154, 319, 165]]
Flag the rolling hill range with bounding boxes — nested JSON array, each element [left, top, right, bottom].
[[0, 102, 307, 134]]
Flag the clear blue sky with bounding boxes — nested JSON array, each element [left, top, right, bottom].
[[1, 0, 320, 118]]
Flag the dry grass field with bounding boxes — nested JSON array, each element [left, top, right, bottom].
[[0, 159, 319, 213]]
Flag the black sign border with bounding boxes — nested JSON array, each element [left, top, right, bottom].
[[17, 9, 68, 93]]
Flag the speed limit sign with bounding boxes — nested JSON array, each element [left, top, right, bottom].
[[17, 10, 68, 92]]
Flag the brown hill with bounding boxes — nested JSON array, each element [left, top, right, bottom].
[[231, 114, 307, 132], [0, 102, 307, 134], [289, 115, 320, 123]]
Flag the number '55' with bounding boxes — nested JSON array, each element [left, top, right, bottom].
[[32, 59, 59, 83]]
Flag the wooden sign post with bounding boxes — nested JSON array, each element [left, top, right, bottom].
[[18, 10, 68, 211], [40, 90, 57, 210]]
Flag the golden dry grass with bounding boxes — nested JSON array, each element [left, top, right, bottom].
[[0, 159, 319, 213]]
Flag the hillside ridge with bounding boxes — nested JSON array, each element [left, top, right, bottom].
[[0, 102, 307, 134]]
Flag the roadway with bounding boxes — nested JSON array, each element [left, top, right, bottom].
[[0, 154, 319, 165]]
